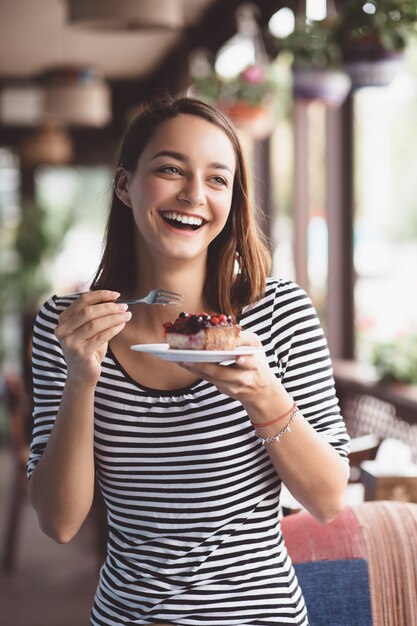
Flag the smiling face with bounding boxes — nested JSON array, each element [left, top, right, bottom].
[[116, 113, 236, 267]]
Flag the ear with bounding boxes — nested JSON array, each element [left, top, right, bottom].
[[114, 168, 132, 208]]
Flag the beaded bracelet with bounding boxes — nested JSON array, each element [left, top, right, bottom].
[[255, 406, 299, 445], [251, 402, 296, 429]]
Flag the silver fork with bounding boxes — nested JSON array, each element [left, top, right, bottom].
[[118, 289, 183, 306]]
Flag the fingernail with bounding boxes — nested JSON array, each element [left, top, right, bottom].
[[118, 303, 128, 311]]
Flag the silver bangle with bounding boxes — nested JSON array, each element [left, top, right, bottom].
[[255, 406, 299, 445]]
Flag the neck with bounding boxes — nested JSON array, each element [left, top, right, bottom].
[[130, 252, 211, 330]]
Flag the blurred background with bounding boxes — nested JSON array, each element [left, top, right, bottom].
[[0, 1, 417, 624]]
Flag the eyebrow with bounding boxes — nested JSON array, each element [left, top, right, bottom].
[[151, 150, 234, 175]]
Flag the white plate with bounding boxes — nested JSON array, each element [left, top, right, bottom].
[[130, 343, 264, 363]]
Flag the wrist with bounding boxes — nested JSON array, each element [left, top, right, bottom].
[[250, 401, 296, 429], [255, 405, 299, 446], [65, 375, 98, 393], [244, 381, 293, 425]]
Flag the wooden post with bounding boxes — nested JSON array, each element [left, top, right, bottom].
[[253, 136, 273, 250], [325, 94, 355, 359], [293, 99, 310, 291]]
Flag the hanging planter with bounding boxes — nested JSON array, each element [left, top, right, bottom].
[[190, 60, 280, 140], [275, 18, 352, 108], [272, 2, 417, 96], [292, 66, 351, 107], [217, 98, 275, 140], [334, 0, 417, 88], [189, 6, 281, 140], [341, 37, 405, 88]]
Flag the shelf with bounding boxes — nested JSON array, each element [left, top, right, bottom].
[[333, 359, 417, 425]]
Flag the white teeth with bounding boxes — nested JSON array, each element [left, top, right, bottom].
[[162, 211, 203, 226]]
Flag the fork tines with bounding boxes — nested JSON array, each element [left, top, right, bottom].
[[155, 289, 183, 305], [157, 289, 182, 298]]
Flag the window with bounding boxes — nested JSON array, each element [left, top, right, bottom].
[[354, 45, 417, 363], [0, 148, 21, 370], [0, 161, 111, 372], [34, 165, 112, 295]]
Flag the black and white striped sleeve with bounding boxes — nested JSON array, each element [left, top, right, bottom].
[[27, 295, 68, 478], [271, 280, 350, 463]]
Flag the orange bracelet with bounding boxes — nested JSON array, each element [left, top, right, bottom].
[[256, 406, 299, 445], [251, 402, 296, 429]]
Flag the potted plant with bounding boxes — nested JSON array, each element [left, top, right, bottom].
[[275, 18, 352, 107], [372, 332, 417, 386], [0, 199, 72, 369], [334, 0, 417, 87], [189, 52, 281, 139], [217, 64, 282, 140]]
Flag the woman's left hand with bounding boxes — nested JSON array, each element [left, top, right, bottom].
[[178, 330, 280, 409]]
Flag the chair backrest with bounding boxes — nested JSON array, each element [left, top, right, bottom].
[[281, 500, 417, 626]]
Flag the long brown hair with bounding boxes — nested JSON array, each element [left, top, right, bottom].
[[91, 96, 271, 320]]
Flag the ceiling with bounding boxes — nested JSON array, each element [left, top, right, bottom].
[[0, 0, 218, 81], [0, 0, 284, 159]]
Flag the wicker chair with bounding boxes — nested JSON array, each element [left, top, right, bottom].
[[281, 501, 417, 626], [1, 374, 31, 572]]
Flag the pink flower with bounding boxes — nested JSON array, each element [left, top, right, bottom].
[[356, 317, 375, 331], [240, 64, 266, 84]]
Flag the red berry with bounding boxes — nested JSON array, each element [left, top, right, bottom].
[[218, 314, 227, 323], [174, 318, 188, 331], [211, 316, 219, 325]]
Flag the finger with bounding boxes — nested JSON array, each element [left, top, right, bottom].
[[58, 300, 128, 335], [56, 309, 126, 344], [78, 321, 128, 356], [179, 361, 249, 399], [237, 330, 263, 347], [79, 289, 121, 305], [234, 355, 252, 369], [57, 310, 131, 344], [59, 290, 121, 322]]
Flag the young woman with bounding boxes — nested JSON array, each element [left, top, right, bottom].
[[27, 97, 350, 626]]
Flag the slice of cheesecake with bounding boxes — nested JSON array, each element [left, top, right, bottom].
[[163, 312, 241, 350]]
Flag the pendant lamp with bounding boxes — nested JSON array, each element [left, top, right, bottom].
[[42, 67, 111, 127], [20, 123, 73, 166], [67, 0, 183, 30]]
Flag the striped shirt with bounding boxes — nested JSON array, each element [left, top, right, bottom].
[[28, 278, 350, 626]]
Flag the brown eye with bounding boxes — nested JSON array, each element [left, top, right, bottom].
[[159, 166, 182, 175], [211, 176, 227, 186]]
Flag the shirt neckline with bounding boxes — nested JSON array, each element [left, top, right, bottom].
[[106, 346, 205, 397]]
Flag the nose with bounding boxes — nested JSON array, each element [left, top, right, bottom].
[[177, 175, 205, 207]]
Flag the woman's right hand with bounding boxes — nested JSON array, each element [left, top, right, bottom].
[[54, 290, 131, 387]]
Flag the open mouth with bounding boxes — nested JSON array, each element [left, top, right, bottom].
[[161, 211, 207, 232]]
